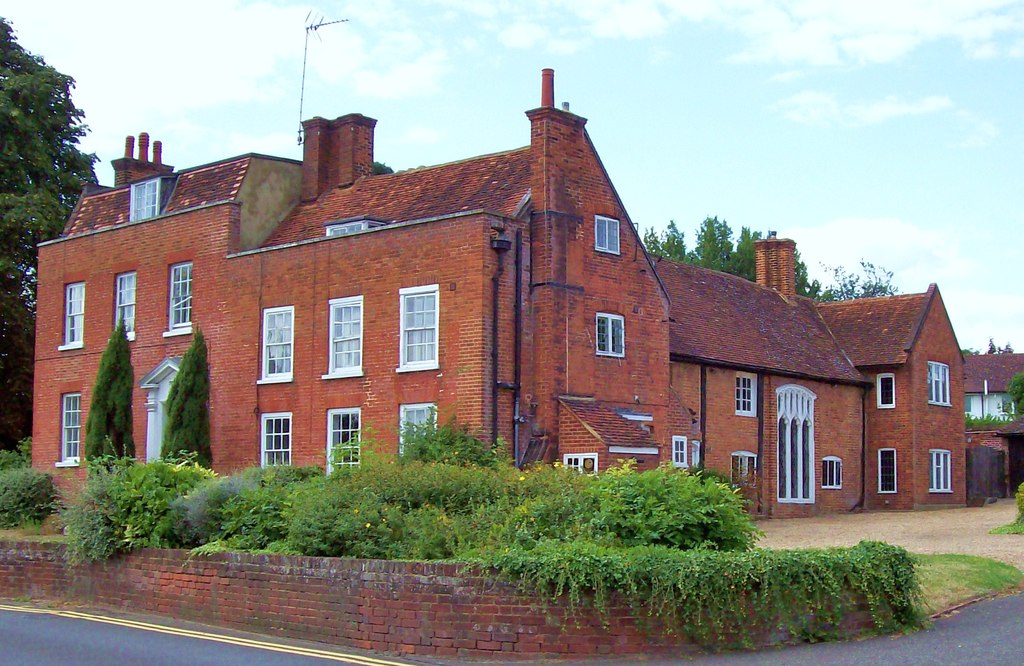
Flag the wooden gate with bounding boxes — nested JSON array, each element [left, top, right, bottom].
[[1009, 439, 1024, 495], [966, 445, 1007, 500]]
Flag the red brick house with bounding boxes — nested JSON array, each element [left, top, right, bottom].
[[32, 70, 964, 515]]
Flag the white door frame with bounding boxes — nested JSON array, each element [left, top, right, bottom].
[[139, 357, 181, 462]]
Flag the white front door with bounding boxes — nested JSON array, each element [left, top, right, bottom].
[[145, 370, 176, 461]]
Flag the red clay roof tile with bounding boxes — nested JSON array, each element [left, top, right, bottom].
[[964, 353, 1024, 393], [263, 147, 532, 246], [559, 397, 658, 449], [655, 258, 864, 383], [818, 288, 933, 367]]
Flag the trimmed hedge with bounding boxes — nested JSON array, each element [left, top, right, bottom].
[[477, 539, 922, 646]]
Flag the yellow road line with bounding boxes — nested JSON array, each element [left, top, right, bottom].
[[0, 604, 411, 666]]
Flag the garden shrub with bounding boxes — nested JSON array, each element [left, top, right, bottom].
[[587, 464, 759, 551], [0, 467, 58, 528], [477, 539, 922, 646], [1016, 481, 1024, 522], [108, 460, 214, 550], [398, 417, 503, 468], [62, 463, 124, 563], [171, 473, 259, 546], [0, 437, 31, 471]]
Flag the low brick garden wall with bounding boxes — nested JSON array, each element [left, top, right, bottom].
[[0, 541, 874, 658]]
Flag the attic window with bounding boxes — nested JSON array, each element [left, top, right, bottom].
[[130, 179, 160, 221], [325, 218, 386, 237]]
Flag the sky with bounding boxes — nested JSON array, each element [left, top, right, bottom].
[[6, 0, 1023, 351]]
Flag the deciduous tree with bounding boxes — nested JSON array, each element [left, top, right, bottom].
[[0, 19, 96, 449]]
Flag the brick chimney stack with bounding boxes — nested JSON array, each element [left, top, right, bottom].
[[301, 113, 377, 201], [112, 132, 174, 186], [755, 233, 797, 298]]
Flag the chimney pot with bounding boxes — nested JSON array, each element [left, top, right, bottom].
[[124, 136, 135, 158], [561, 101, 570, 112], [541, 68, 554, 108], [138, 132, 150, 162], [153, 141, 163, 165]]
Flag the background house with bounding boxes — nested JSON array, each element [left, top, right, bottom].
[[964, 353, 1023, 419]]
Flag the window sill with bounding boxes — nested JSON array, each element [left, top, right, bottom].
[[54, 460, 80, 468], [735, 411, 756, 418], [596, 352, 625, 359], [396, 364, 440, 374], [929, 489, 954, 494], [322, 369, 363, 380], [163, 327, 193, 338], [877, 404, 895, 410], [822, 485, 842, 490], [878, 490, 898, 495], [126, 331, 136, 342], [595, 247, 621, 256], [927, 401, 951, 407], [777, 498, 815, 504], [256, 376, 293, 385], [57, 342, 83, 352]]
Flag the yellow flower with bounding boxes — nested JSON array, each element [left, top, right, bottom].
[[518, 476, 526, 482], [365, 523, 371, 528], [353, 508, 359, 514]]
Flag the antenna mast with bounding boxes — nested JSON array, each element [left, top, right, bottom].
[[298, 13, 348, 145]]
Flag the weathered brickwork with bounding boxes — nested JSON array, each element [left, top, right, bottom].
[[0, 542, 878, 658]]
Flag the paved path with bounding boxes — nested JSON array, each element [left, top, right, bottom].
[[758, 499, 1024, 569], [0, 603, 418, 666]]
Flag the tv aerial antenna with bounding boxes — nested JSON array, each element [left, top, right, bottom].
[[298, 13, 348, 145]]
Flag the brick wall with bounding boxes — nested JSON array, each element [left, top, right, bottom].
[[0, 542, 876, 658], [670, 361, 864, 516]]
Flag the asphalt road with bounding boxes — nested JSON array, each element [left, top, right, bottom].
[[3, 593, 1023, 665], [0, 604, 416, 666]]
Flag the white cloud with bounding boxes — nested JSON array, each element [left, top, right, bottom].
[[955, 111, 1000, 147], [396, 126, 443, 145], [775, 92, 953, 127], [498, 21, 549, 48], [768, 70, 804, 83]]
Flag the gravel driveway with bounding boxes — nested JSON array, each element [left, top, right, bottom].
[[757, 499, 1024, 570]]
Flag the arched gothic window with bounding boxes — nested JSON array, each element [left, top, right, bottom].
[[777, 385, 815, 503]]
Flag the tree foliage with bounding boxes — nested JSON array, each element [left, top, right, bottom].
[[1008, 372, 1024, 418], [818, 260, 898, 302], [163, 329, 212, 467], [643, 217, 821, 297], [85, 321, 135, 459], [0, 19, 96, 449], [986, 338, 1015, 354]]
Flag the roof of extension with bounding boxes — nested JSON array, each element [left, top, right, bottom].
[[818, 287, 935, 367], [263, 147, 533, 246], [654, 258, 865, 384], [964, 353, 1024, 394], [559, 396, 659, 449], [999, 414, 1024, 437], [63, 156, 258, 236]]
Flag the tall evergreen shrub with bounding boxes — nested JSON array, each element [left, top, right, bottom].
[[162, 329, 211, 466], [85, 321, 134, 458]]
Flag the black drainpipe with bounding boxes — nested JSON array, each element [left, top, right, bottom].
[[855, 385, 867, 510], [490, 231, 511, 449], [512, 230, 523, 467], [756, 374, 765, 515]]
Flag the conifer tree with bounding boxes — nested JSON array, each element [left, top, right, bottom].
[[162, 329, 211, 466], [84, 321, 134, 458]]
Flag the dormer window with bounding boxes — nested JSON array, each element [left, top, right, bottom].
[[325, 217, 386, 237], [130, 179, 160, 221]]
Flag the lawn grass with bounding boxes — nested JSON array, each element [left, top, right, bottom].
[[990, 522, 1024, 535], [915, 553, 1023, 615], [0, 516, 66, 543]]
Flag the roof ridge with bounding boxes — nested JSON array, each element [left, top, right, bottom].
[[373, 146, 530, 179]]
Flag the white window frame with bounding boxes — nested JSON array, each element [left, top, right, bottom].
[[59, 282, 85, 350], [735, 372, 756, 416], [398, 285, 439, 372], [324, 296, 363, 379], [166, 262, 193, 334], [399, 402, 436, 454], [929, 449, 953, 493], [114, 272, 136, 341], [260, 412, 292, 467], [672, 435, 688, 468], [563, 453, 599, 474], [927, 361, 951, 406], [58, 393, 82, 466], [777, 384, 816, 504], [878, 448, 897, 494], [821, 456, 843, 489], [327, 407, 361, 471], [690, 439, 702, 468], [876, 373, 895, 409], [731, 451, 757, 486], [325, 221, 368, 237], [259, 306, 294, 383], [130, 178, 160, 222], [594, 215, 620, 255], [595, 313, 625, 358]]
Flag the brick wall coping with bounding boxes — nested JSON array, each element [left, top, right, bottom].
[[0, 541, 875, 659]]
